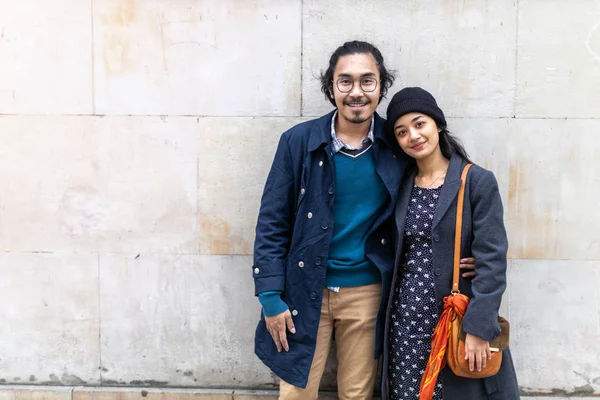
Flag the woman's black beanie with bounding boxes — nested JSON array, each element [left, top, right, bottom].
[[386, 87, 447, 129]]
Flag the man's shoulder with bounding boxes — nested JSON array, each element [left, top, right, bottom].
[[282, 118, 317, 139], [280, 111, 333, 146]]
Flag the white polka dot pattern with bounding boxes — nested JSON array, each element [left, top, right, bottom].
[[389, 185, 443, 400]]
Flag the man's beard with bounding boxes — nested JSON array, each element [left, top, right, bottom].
[[349, 112, 369, 124], [344, 99, 371, 124]]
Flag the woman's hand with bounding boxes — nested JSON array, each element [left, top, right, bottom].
[[464, 333, 491, 371]]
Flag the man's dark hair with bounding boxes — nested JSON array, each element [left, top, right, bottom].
[[320, 40, 395, 107]]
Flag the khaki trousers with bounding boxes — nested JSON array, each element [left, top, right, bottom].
[[279, 283, 382, 400]]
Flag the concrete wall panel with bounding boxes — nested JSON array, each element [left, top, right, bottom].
[[506, 119, 600, 260], [93, 0, 302, 116], [516, 0, 600, 118], [302, 0, 517, 118], [448, 117, 511, 200], [0, 116, 198, 254], [510, 259, 600, 395], [198, 117, 308, 255], [0, 0, 92, 114], [99, 254, 273, 388], [0, 253, 100, 385]]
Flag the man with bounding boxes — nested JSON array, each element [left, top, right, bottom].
[[252, 41, 474, 399]]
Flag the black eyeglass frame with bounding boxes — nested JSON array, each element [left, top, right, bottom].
[[334, 77, 379, 93]]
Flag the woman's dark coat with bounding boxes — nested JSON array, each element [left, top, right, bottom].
[[381, 155, 520, 399]]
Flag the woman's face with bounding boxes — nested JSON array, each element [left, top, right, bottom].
[[392, 112, 441, 160]]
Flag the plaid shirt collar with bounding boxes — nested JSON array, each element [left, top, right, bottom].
[[330, 111, 375, 154]]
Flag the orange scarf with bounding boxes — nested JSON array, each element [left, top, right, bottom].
[[419, 293, 469, 400]]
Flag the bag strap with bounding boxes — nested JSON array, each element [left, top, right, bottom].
[[452, 164, 473, 295]]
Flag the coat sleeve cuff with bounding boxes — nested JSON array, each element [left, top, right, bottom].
[[258, 291, 288, 317], [462, 316, 502, 342], [253, 259, 286, 295]]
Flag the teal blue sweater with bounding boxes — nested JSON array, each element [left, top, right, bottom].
[[259, 146, 387, 316], [326, 147, 387, 287]]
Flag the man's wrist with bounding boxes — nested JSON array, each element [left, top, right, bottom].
[[258, 291, 288, 317]]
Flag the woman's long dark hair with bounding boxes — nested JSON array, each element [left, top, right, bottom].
[[438, 128, 473, 164]]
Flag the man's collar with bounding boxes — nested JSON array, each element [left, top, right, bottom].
[[307, 110, 336, 152], [330, 111, 375, 153], [306, 110, 388, 153]]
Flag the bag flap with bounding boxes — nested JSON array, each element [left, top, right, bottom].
[[459, 316, 510, 351]]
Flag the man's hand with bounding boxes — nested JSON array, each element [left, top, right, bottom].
[[265, 309, 296, 352], [460, 257, 476, 278], [464, 333, 491, 372]]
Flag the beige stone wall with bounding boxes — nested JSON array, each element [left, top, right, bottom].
[[0, 0, 599, 396]]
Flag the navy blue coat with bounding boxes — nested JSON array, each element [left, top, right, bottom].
[[252, 110, 408, 388], [381, 155, 520, 399]]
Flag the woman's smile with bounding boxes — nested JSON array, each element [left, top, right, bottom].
[[411, 141, 426, 150]]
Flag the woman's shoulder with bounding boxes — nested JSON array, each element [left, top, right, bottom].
[[467, 163, 493, 177], [465, 163, 500, 194]]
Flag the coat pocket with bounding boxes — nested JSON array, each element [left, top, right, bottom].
[[286, 235, 323, 286], [294, 162, 309, 218]]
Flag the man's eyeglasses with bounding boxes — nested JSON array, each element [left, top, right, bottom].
[[335, 77, 378, 93]]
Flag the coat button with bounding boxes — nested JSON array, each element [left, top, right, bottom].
[[307, 212, 313, 219], [433, 234, 440, 242], [291, 310, 299, 316], [434, 268, 442, 276], [298, 261, 304, 268], [301, 188, 305, 195], [254, 267, 260, 274], [321, 222, 328, 230], [328, 187, 334, 195], [319, 161, 323, 167], [314, 257, 321, 266], [310, 292, 317, 300], [381, 238, 387, 245]]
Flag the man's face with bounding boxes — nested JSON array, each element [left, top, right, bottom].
[[330, 53, 381, 125]]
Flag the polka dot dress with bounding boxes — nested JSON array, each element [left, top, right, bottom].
[[389, 185, 443, 400]]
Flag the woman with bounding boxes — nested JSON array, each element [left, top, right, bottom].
[[381, 87, 519, 400]]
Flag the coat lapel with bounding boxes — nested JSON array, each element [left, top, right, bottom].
[[432, 156, 465, 231], [373, 113, 404, 203], [395, 168, 417, 253]]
